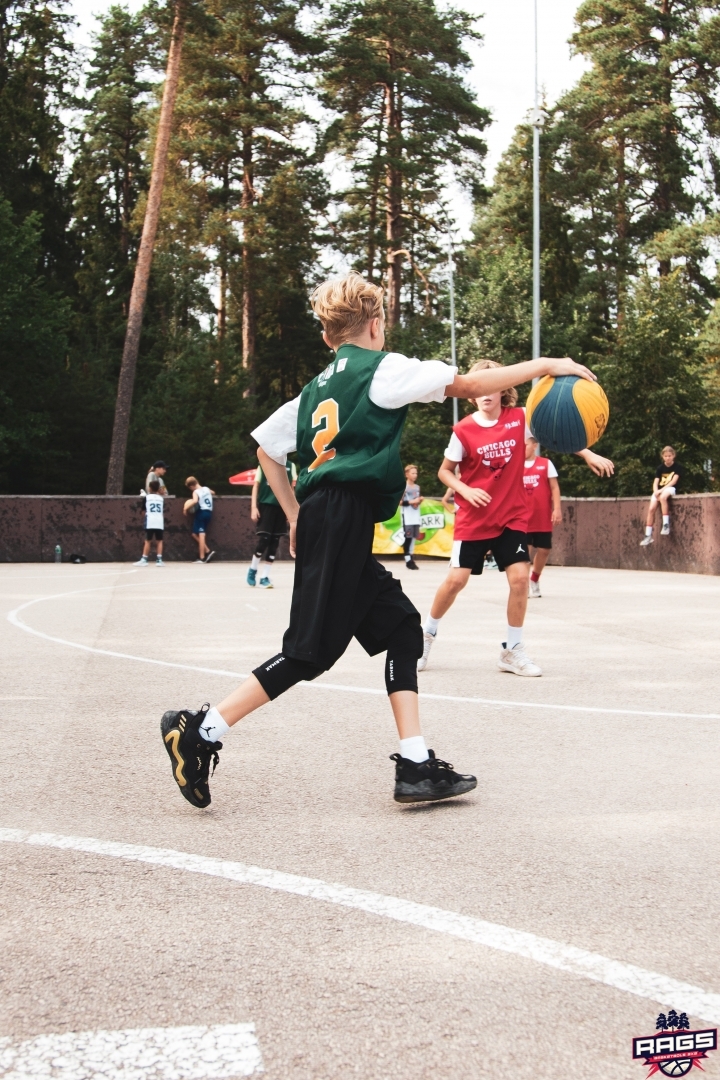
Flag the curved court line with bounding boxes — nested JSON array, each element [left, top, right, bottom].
[[8, 587, 720, 722], [1, 828, 718, 1024]]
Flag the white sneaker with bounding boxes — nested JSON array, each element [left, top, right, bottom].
[[156, 558, 164, 566], [529, 579, 541, 598], [417, 631, 436, 672], [660, 523, 670, 536], [639, 535, 654, 547], [498, 643, 542, 677], [134, 557, 148, 566]]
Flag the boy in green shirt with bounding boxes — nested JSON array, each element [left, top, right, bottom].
[[248, 460, 297, 588], [161, 274, 597, 809]]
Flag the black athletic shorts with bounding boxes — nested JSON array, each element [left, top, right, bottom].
[[526, 530, 552, 549], [450, 528, 530, 575], [282, 484, 418, 669], [146, 529, 164, 541], [257, 502, 287, 537]]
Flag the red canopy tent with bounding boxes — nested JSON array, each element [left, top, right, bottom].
[[228, 468, 257, 486]]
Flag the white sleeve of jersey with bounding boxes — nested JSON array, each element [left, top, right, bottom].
[[369, 354, 457, 409], [251, 397, 300, 465], [443, 432, 465, 462], [547, 460, 558, 479]]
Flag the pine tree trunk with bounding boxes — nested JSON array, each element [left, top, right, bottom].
[[218, 159, 229, 343], [242, 128, 255, 385], [616, 134, 628, 324], [105, 0, 185, 494], [384, 57, 402, 328]]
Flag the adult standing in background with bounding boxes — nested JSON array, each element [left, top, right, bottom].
[[145, 460, 169, 495]]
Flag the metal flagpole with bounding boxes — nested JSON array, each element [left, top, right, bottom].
[[448, 232, 459, 425], [532, 0, 542, 375]]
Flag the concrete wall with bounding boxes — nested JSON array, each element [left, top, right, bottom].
[[0, 495, 291, 563], [550, 493, 720, 575], [1, 492, 718, 573]]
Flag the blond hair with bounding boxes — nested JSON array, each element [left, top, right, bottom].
[[468, 359, 518, 407], [310, 273, 384, 348], [404, 463, 418, 475], [662, 445, 676, 456], [185, 476, 198, 488]]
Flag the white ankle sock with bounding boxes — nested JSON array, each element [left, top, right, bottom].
[[662, 515, 670, 526], [423, 615, 440, 635], [405, 554, 411, 562], [251, 554, 261, 571], [645, 525, 653, 536], [199, 707, 230, 743], [506, 625, 523, 650], [399, 735, 429, 763]]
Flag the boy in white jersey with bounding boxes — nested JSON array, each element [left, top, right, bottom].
[[160, 274, 598, 810], [185, 476, 215, 563], [135, 481, 165, 566]]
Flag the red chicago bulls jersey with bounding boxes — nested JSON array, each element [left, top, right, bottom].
[[450, 407, 529, 540], [523, 456, 556, 532]]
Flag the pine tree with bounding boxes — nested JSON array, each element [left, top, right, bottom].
[[320, 0, 488, 327]]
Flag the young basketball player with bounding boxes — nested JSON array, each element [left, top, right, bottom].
[[640, 446, 682, 545], [134, 480, 165, 566], [186, 477, 215, 563], [248, 460, 297, 587], [417, 362, 613, 676], [524, 435, 561, 598], [401, 464, 422, 570], [160, 274, 598, 809]]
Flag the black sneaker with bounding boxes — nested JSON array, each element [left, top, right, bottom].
[[161, 704, 222, 808], [406, 559, 419, 570], [390, 749, 477, 803], [204, 550, 216, 563]]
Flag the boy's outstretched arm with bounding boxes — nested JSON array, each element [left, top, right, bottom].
[[445, 357, 596, 399], [257, 448, 300, 556]]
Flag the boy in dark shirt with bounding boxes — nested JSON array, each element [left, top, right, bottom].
[[640, 446, 682, 546]]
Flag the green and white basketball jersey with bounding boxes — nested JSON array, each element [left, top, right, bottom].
[[257, 462, 297, 506], [295, 345, 408, 522]]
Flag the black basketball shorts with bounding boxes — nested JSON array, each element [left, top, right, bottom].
[[146, 529, 164, 541], [526, 530, 552, 549], [450, 528, 531, 575]]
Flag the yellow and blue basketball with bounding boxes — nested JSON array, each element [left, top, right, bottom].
[[525, 375, 609, 453]]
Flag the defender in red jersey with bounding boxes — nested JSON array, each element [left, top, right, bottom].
[[524, 435, 561, 598], [417, 361, 614, 677]]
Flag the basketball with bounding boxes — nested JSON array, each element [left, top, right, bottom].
[[525, 374, 609, 453], [183, 498, 196, 515]]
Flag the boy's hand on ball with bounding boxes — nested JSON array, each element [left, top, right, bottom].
[[582, 450, 614, 476], [459, 483, 491, 507], [544, 358, 596, 382]]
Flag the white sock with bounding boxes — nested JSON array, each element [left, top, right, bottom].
[[506, 625, 523, 650], [399, 735, 429, 763], [662, 515, 670, 526], [405, 554, 411, 562], [423, 614, 440, 636], [251, 554, 261, 571], [199, 706, 231, 743], [645, 525, 653, 536]]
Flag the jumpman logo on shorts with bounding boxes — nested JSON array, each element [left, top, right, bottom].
[[516, 544, 525, 553]]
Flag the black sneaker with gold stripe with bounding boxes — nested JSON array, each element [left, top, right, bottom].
[[161, 704, 222, 808]]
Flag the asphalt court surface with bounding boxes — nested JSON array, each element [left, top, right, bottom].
[[1, 559, 719, 1079]]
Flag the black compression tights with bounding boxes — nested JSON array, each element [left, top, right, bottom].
[[255, 533, 280, 561], [252, 615, 423, 701]]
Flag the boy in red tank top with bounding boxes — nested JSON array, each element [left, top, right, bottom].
[[523, 435, 561, 598], [417, 361, 613, 677]]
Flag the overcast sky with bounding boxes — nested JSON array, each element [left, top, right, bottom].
[[68, 0, 587, 232]]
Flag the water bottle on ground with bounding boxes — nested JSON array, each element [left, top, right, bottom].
[[54, 544, 62, 564]]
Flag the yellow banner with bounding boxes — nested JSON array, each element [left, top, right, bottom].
[[373, 498, 454, 559]]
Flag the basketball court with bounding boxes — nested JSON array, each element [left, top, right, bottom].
[[1, 559, 718, 1079]]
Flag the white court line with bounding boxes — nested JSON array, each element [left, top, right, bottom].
[[7, 586, 720, 722], [2, 828, 718, 1024], [0, 1022, 262, 1078]]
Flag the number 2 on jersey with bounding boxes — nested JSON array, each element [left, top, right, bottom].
[[308, 398, 340, 472]]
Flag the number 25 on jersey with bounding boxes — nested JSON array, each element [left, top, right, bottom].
[[309, 398, 340, 472]]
